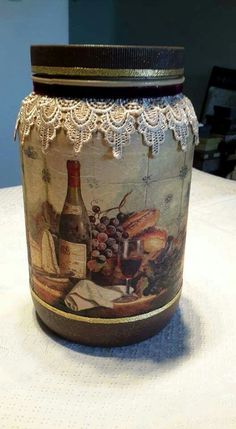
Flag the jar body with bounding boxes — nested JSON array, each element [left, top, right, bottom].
[[17, 94, 197, 346]]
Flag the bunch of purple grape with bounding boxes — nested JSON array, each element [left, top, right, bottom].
[[89, 205, 129, 264], [143, 236, 184, 295]]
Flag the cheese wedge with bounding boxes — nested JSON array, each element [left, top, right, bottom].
[[41, 229, 60, 274], [29, 234, 42, 269]]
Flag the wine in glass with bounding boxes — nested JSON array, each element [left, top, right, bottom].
[[119, 239, 143, 294]]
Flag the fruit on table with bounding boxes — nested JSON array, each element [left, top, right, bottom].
[[141, 228, 167, 253], [92, 205, 101, 213]]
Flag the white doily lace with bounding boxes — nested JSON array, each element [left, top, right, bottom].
[[15, 92, 199, 159]]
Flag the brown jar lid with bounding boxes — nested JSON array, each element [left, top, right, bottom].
[[31, 44, 184, 81]]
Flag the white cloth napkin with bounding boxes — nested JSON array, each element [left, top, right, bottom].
[[65, 279, 133, 311]]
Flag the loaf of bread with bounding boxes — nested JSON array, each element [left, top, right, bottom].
[[122, 209, 159, 238]]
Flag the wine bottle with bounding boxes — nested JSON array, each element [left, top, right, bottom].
[[59, 160, 91, 278]]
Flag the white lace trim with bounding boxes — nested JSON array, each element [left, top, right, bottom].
[[15, 92, 199, 159]]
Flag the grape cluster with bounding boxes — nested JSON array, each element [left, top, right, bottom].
[[143, 236, 185, 295], [89, 205, 129, 265]]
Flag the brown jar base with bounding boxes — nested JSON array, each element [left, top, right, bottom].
[[32, 289, 181, 347]]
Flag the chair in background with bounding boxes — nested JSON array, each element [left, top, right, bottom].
[[194, 66, 236, 178]]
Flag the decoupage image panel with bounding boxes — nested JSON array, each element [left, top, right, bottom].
[[22, 130, 194, 319]]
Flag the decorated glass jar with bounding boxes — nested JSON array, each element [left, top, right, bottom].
[[15, 45, 198, 346]]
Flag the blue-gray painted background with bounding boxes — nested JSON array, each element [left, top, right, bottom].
[[0, 0, 68, 188]]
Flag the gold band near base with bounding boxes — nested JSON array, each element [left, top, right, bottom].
[[31, 288, 181, 325], [32, 65, 184, 80]]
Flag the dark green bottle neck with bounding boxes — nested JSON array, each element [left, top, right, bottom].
[[66, 186, 82, 205]]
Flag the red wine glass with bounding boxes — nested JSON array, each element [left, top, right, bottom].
[[119, 239, 143, 294]]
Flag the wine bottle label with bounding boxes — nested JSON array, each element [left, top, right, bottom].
[[59, 239, 87, 278], [63, 202, 82, 216]]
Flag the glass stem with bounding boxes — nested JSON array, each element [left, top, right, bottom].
[[126, 278, 130, 294]]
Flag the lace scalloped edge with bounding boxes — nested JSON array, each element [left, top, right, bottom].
[[15, 92, 199, 159]]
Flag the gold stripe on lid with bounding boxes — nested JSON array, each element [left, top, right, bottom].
[[32, 65, 184, 79], [31, 288, 181, 324], [32, 75, 185, 88]]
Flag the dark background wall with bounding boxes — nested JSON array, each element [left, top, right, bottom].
[[69, 0, 236, 116]]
